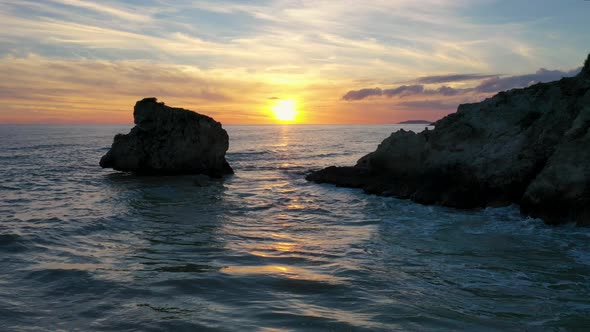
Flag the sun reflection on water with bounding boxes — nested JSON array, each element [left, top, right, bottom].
[[220, 265, 345, 283]]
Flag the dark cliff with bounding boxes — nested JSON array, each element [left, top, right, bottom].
[[308, 54, 590, 225]]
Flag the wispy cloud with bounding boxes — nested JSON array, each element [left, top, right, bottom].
[[48, 0, 151, 22], [342, 67, 581, 101], [0, 54, 351, 124], [473, 67, 581, 93], [0, 55, 253, 123]]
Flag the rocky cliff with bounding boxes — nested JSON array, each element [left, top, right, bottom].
[[100, 98, 233, 177], [308, 54, 590, 226]]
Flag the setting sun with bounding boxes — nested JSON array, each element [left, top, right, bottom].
[[272, 100, 297, 122]]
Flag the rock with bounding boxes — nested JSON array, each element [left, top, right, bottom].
[[308, 54, 590, 226], [100, 98, 233, 177]]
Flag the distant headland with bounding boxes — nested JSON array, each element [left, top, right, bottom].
[[397, 120, 433, 125]]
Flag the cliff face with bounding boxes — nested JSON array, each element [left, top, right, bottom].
[[100, 98, 233, 177], [308, 54, 590, 225]]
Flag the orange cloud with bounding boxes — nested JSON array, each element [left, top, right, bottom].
[[0, 55, 341, 124], [0, 55, 470, 125]]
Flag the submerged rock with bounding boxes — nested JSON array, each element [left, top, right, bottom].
[[308, 54, 590, 226], [100, 98, 233, 177]]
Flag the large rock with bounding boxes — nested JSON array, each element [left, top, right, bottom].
[[308, 54, 590, 226], [100, 98, 233, 177]]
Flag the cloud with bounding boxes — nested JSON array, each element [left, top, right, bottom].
[[0, 0, 586, 88], [435, 86, 461, 96], [0, 55, 262, 124], [383, 85, 425, 97], [48, 0, 150, 22], [0, 1, 588, 124], [342, 88, 383, 101], [0, 54, 352, 124], [343, 67, 581, 101], [342, 85, 461, 100], [474, 67, 581, 93]]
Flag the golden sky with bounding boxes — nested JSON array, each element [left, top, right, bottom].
[[0, 1, 588, 124]]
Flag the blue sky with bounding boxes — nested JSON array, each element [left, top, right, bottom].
[[0, 0, 588, 123]]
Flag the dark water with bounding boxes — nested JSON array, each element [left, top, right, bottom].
[[1, 124, 589, 331]]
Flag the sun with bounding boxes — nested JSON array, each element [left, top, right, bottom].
[[272, 100, 297, 122]]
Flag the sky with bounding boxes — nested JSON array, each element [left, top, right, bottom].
[[0, 0, 588, 124]]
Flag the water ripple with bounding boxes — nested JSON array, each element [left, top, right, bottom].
[[1, 124, 589, 331]]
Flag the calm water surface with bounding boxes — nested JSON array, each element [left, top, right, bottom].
[[1, 124, 589, 331]]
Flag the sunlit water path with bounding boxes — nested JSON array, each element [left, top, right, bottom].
[[1, 124, 589, 331]]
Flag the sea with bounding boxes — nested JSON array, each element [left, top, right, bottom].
[[1, 124, 589, 331]]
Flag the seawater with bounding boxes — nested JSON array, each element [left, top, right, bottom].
[[1, 124, 589, 331]]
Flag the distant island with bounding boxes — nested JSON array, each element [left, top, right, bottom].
[[397, 120, 433, 125]]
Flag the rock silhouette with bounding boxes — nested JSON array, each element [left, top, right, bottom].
[[100, 98, 233, 177], [308, 54, 590, 226]]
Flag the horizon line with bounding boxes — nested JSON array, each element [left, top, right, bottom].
[[0, 122, 438, 126]]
